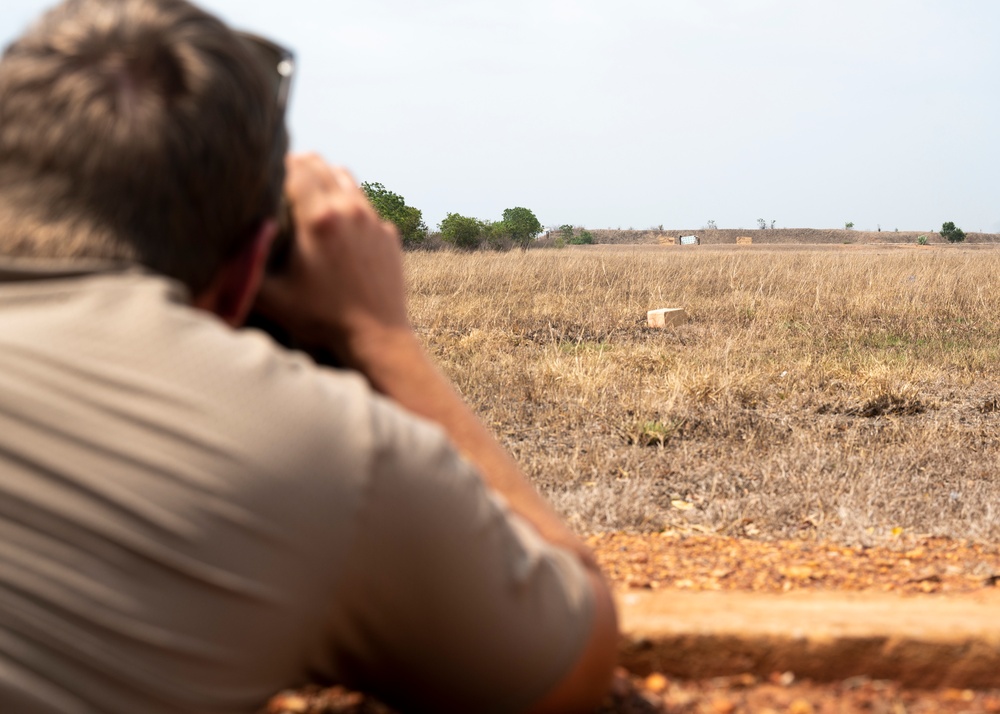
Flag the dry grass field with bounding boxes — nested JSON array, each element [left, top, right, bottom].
[[404, 244, 1000, 546]]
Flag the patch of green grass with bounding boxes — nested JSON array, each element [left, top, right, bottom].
[[559, 340, 613, 355], [629, 419, 682, 447], [864, 332, 915, 350]]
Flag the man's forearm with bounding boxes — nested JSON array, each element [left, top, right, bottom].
[[338, 323, 598, 568]]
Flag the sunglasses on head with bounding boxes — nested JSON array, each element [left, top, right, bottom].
[[239, 32, 295, 117], [234, 32, 297, 269]]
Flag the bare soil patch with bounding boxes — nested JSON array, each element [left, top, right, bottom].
[[591, 533, 1000, 595], [267, 672, 1000, 714], [264, 536, 1000, 713]]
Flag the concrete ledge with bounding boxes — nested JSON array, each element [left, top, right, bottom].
[[617, 590, 1000, 689]]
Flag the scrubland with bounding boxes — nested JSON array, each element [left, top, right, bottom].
[[404, 245, 1000, 545]]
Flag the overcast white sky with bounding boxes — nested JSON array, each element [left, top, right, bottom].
[[3, 1, 999, 233]]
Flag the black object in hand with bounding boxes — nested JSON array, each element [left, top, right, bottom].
[[243, 310, 342, 368], [247, 197, 341, 367]]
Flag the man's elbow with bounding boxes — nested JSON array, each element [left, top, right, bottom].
[[527, 568, 619, 714]]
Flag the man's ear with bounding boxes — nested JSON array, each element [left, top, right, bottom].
[[193, 220, 278, 327]]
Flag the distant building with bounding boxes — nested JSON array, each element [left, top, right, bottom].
[[677, 235, 700, 246]]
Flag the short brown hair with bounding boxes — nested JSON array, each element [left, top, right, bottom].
[[0, 0, 286, 294]]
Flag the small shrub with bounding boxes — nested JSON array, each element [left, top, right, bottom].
[[569, 230, 594, 245], [482, 220, 510, 250], [438, 212, 484, 250], [917, 235, 928, 246], [941, 221, 966, 243]]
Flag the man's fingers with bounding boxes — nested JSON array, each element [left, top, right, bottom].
[[284, 155, 330, 218], [284, 154, 376, 235], [327, 164, 362, 196], [285, 153, 360, 201]]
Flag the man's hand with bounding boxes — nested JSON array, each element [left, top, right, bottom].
[[254, 153, 409, 364]]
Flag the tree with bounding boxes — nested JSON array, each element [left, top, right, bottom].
[[559, 224, 575, 242], [499, 207, 543, 248], [845, 222, 854, 230], [361, 182, 428, 247], [480, 220, 511, 250], [757, 218, 766, 230], [940, 221, 966, 243], [438, 213, 484, 250], [705, 220, 717, 230], [569, 230, 594, 245]]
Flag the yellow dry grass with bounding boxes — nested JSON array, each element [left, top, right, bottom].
[[404, 245, 1000, 545]]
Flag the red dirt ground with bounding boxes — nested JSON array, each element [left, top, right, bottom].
[[265, 534, 1000, 714]]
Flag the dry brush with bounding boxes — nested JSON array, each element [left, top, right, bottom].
[[404, 246, 1000, 545]]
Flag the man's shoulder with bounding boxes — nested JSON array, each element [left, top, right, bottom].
[[0, 268, 385, 482], [0, 268, 415, 559]]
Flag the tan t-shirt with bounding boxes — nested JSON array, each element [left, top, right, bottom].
[[0, 261, 593, 714]]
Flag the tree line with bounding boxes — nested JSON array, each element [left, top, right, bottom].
[[361, 182, 543, 250], [363, 181, 972, 249]]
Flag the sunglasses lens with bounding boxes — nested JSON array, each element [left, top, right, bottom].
[[241, 34, 293, 106]]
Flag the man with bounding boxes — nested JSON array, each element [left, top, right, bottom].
[[0, 1, 618, 713]]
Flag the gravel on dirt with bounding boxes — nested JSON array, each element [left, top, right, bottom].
[[267, 672, 1000, 714], [588, 533, 1000, 595]]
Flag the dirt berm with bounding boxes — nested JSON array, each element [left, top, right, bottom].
[[618, 589, 1000, 690], [588, 228, 1000, 246]]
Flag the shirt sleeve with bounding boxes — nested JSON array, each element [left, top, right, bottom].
[[319, 394, 595, 714]]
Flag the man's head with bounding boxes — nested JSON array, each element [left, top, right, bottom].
[[0, 0, 287, 296]]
